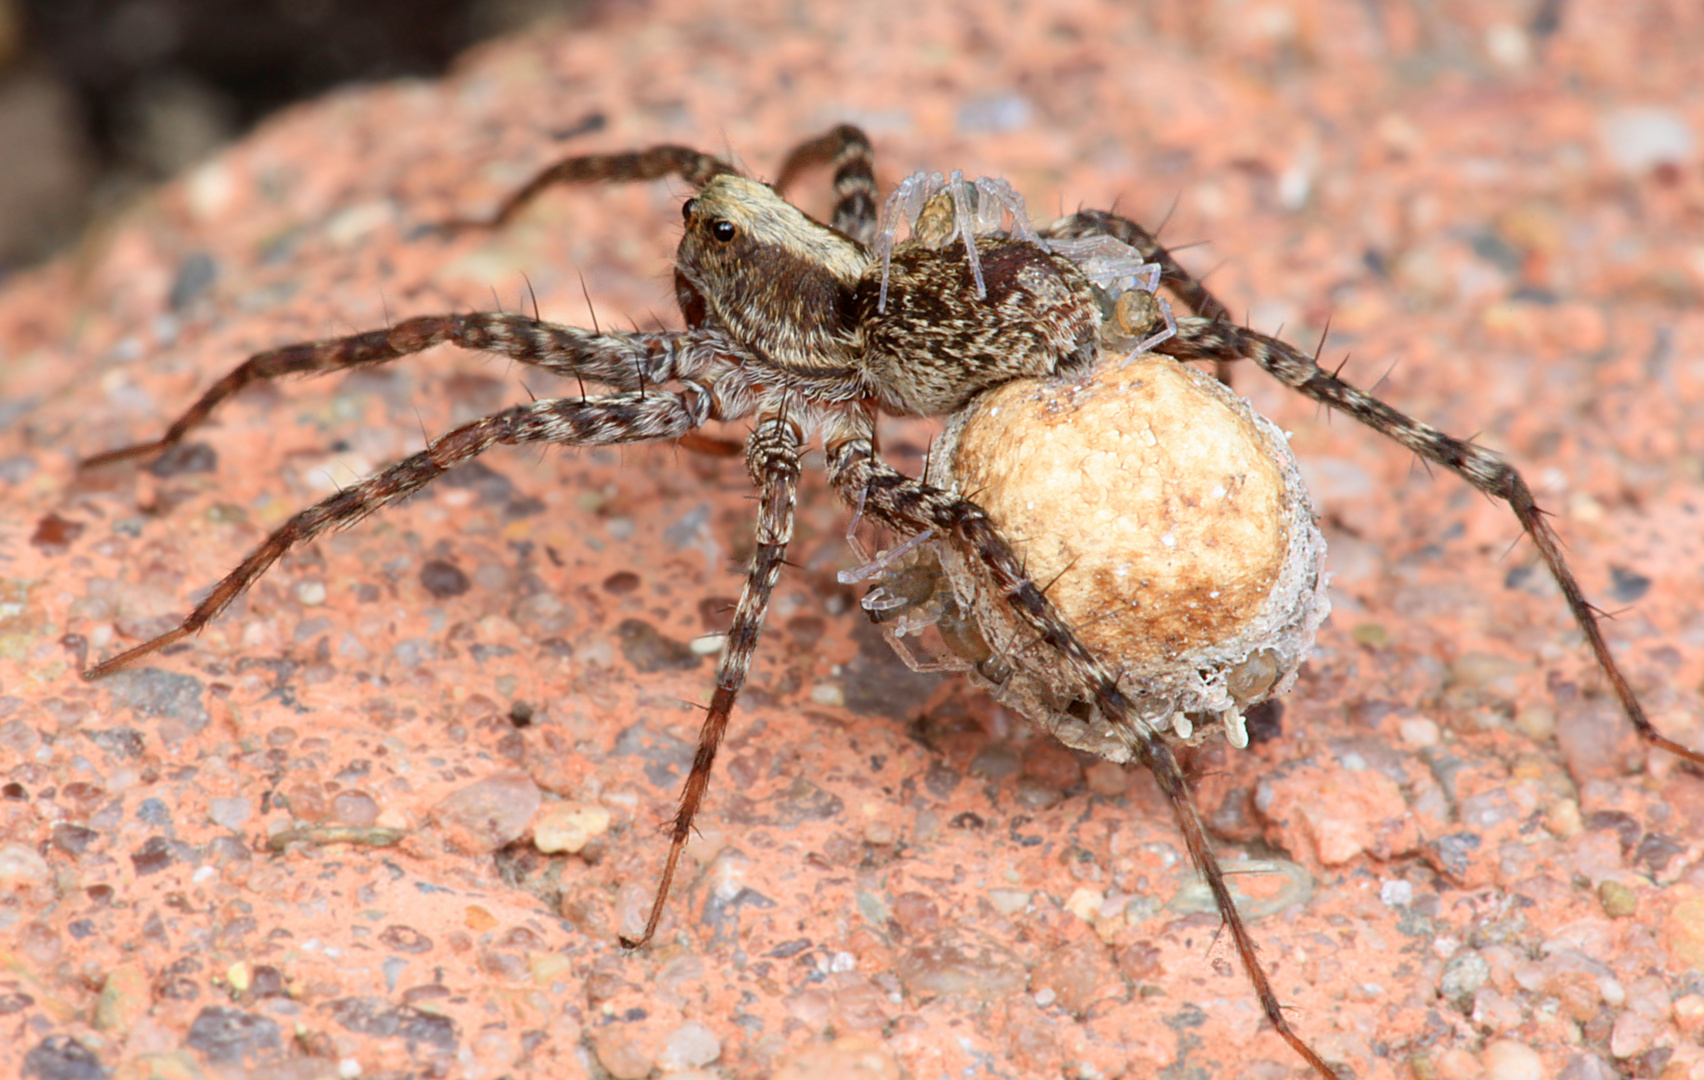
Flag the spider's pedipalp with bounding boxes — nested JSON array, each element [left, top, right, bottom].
[[83, 388, 712, 679]]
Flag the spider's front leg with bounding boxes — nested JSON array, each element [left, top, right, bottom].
[[822, 417, 1343, 1080], [622, 409, 802, 948], [82, 387, 712, 678], [1156, 317, 1704, 769], [771, 124, 880, 246], [440, 144, 739, 231], [440, 122, 880, 238], [82, 314, 740, 467]]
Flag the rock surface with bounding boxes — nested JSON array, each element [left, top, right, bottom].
[[2, 2, 1703, 1078]]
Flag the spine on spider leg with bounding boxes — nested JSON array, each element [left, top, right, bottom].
[[1158, 317, 1704, 769]]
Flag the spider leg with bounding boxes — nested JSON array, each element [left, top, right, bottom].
[[1156, 316, 1704, 769], [822, 418, 1342, 1080], [622, 411, 802, 948], [443, 144, 741, 231], [771, 124, 879, 247], [83, 388, 713, 679], [83, 315, 744, 466], [1044, 209, 1238, 384]]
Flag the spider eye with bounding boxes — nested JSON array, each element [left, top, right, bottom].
[[681, 198, 696, 221], [711, 219, 737, 242]]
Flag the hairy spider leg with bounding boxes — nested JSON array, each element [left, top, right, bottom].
[[820, 410, 1344, 1080], [621, 410, 802, 947], [83, 388, 716, 678], [1155, 317, 1704, 770], [771, 123, 880, 245], [442, 144, 741, 231], [81, 314, 748, 467]]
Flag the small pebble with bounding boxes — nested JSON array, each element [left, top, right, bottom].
[[93, 966, 149, 1034], [1380, 879, 1414, 907], [331, 790, 379, 827], [657, 1022, 720, 1071], [0, 842, 51, 889], [1672, 993, 1704, 1039], [1610, 1010, 1657, 1059], [431, 772, 541, 854], [184, 1006, 282, 1066], [20, 1037, 106, 1080], [590, 1028, 653, 1080], [1514, 703, 1556, 742], [1440, 950, 1490, 1010], [1399, 717, 1440, 747], [1598, 880, 1637, 918], [1545, 798, 1584, 839], [1482, 1040, 1543, 1080], [986, 888, 1030, 916], [689, 633, 726, 655], [1065, 887, 1104, 921], [208, 797, 251, 830], [533, 803, 611, 854], [1599, 106, 1696, 174]]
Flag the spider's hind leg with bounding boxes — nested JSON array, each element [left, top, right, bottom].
[[1156, 317, 1704, 770], [822, 420, 1343, 1080]]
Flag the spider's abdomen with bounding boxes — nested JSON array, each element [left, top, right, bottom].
[[855, 238, 1100, 416]]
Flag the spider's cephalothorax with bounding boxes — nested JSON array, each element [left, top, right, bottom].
[[80, 125, 1702, 1080], [674, 172, 1105, 416]]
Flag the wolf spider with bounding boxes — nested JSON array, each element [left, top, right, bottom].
[[80, 124, 1702, 1080]]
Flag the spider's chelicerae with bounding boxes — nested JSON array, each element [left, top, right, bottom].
[[81, 125, 1703, 1080]]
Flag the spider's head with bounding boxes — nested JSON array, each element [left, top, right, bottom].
[[675, 175, 869, 368]]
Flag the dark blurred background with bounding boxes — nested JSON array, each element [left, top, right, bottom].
[[0, 0, 590, 276]]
